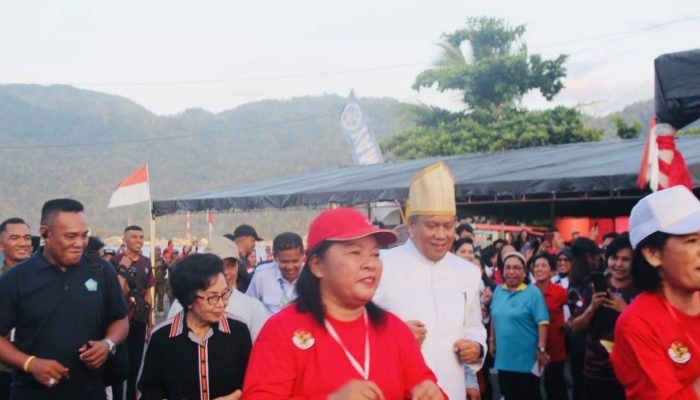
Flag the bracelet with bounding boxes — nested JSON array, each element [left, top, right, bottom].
[[23, 355, 36, 372]]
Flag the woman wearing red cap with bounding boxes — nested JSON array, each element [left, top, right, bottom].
[[611, 186, 700, 399], [243, 208, 445, 399]]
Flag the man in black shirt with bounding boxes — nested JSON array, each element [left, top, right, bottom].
[[0, 199, 128, 400]]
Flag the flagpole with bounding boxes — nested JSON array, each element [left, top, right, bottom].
[[146, 164, 156, 327]]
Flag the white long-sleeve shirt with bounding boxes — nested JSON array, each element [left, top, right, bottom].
[[375, 239, 487, 400], [167, 289, 269, 341]]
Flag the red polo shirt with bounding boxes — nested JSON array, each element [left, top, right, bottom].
[[243, 306, 443, 399], [611, 292, 700, 399], [536, 281, 568, 362]]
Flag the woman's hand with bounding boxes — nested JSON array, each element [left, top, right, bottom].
[[589, 292, 607, 311], [329, 379, 385, 400], [603, 294, 628, 313], [411, 380, 444, 400]]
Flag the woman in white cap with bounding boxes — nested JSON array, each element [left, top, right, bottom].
[[611, 185, 700, 399], [243, 208, 445, 399]]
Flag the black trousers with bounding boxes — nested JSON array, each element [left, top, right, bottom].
[[583, 376, 625, 400], [543, 361, 568, 400], [498, 370, 542, 400], [113, 320, 147, 400], [570, 352, 585, 400], [0, 371, 11, 400]]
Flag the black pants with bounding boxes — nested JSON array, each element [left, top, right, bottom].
[[0, 371, 11, 400], [570, 352, 585, 400], [498, 370, 542, 400], [113, 320, 147, 400], [543, 361, 568, 400], [583, 376, 625, 400]]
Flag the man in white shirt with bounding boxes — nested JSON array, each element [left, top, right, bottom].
[[167, 235, 269, 340], [245, 232, 304, 314], [374, 162, 487, 400]]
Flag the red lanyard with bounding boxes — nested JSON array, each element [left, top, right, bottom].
[[324, 309, 370, 380]]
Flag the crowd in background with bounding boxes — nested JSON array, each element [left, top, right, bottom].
[[1, 180, 699, 400]]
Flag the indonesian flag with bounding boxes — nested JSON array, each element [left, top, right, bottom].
[[637, 120, 692, 192], [107, 164, 151, 208]]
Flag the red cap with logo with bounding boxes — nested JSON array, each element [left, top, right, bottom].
[[306, 208, 398, 254]]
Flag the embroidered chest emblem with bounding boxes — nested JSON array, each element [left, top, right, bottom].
[[668, 340, 691, 364], [292, 329, 315, 350], [85, 278, 98, 292]]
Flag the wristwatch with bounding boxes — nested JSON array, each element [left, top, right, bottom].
[[104, 339, 116, 355], [537, 346, 546, 353]]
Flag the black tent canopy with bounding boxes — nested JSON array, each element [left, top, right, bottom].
[[153, 135, 700, 219], [655, 49, 700, 129]]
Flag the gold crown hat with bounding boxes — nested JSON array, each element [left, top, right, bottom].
[[408, 161, 456, 216]]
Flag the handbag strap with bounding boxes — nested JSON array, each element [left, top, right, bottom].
[[87, 252, 110, 329]]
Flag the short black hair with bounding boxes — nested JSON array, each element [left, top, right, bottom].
[[456, 223, 474, 236], [86, 236, 106, 253], [0, 217, 29, 234], [605, 234, 632, 261], [452, 237, 474, 253], [170, 253, 224, 309], [602, 232, 620, 242], [533, 253, 556, 271], [273, 232, 304, 254], [41, 199, 84, 225], [296, 240, 386, 327], [124, 225, 143, 234], [632, 231, 669, 292]]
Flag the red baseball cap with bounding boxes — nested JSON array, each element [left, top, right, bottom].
[[306, 208, 398, 254]]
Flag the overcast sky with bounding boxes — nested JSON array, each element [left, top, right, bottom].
[[1, 0, 698, 116]]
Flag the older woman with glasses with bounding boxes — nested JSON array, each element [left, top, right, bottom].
[[490, 251, 550, 400], [138, 253, 251, 400], [243, 208, 444, 399]]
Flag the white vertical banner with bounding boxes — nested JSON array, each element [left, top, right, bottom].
[[340, 90, 384, 165]]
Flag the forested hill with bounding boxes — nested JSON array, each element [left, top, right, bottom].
[[0, 84, 656, 239], [0, 84, 407, 238]]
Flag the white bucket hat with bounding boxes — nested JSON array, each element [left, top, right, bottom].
[[629, 186, 700, 249]]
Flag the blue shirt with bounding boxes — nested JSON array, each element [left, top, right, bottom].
[[0, 251, 127, 400], [490, 283, 549, 373], [245, 262, 298, 314]]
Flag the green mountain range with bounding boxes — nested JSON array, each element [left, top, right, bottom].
[[0, 84, 653, 239]]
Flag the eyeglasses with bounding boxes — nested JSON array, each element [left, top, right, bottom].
[[195, 289, 232, 305]]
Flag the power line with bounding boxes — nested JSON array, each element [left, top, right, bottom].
[[0, 112, 337, 150], [533, 12, 700, 51]]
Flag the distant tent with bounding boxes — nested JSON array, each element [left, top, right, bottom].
[[153, 136, 700, 220]]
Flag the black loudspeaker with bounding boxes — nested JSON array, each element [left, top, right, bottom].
[[654, 49, 700, 129]]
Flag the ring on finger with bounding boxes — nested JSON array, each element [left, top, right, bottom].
[[48, 377, 57, 386]]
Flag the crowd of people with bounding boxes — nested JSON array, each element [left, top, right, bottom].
[[0, 163, 699, 400]]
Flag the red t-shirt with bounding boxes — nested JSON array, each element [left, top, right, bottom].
[[611, 292, 700, 400], [243, 306, 444, 399], [536, 281, 568, 362]]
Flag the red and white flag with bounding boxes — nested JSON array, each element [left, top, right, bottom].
[[637, 120, 692, 192], [108, 164, 151, 208]]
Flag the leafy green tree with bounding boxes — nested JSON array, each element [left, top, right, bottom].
[[413, 17, 567, 111], [382, 17, 603, 159], [610, 115, 642, 139]]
